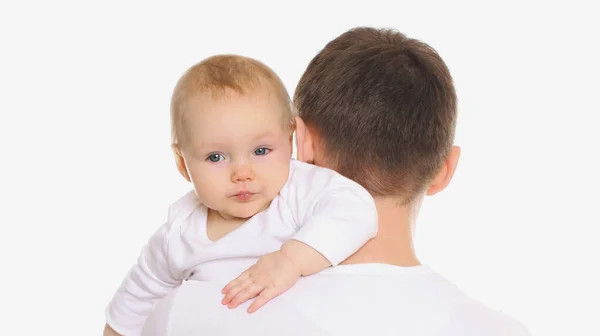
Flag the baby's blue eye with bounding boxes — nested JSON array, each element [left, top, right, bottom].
[[207, 154, 223, 162], [254, 148, 270, 156]]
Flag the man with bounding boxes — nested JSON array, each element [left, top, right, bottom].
[[141, 27, 530, 335]]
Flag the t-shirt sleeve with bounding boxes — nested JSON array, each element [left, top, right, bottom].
[[287, 163, 378, 266]]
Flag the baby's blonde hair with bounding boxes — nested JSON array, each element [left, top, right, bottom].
[[170, 55, 294, 146]]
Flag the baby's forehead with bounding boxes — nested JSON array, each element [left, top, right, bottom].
[[185, 89, 291, 119], [195, 128, 280, 143]]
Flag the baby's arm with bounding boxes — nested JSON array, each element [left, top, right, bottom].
[[104, 222, 182, 336], [103, 324, 121, 336], [280, 238, 330, 275], [222, 183, 378, 312]]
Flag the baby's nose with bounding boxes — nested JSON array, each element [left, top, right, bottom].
[[231, 165, 254, 182]]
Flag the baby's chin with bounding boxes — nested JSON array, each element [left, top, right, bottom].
[[226, 200, 273, 219]]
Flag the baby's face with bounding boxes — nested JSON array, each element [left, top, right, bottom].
[[180, 90, 293, 219]]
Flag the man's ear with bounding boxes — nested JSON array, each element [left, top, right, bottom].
[[294, 116, 314, 163], [426, 146, 461, 196], [171, 144, 191, 182]]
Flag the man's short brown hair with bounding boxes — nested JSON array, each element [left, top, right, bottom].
[[294, 27, 457, 202], [171, 55, 293, 146]]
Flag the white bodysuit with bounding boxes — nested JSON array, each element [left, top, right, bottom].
[[106, 159, 378, 335]]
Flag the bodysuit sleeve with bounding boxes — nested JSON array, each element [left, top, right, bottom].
[[105, 191, 197, 335], [284, 161, 378, 266]]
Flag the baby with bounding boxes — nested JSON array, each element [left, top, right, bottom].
[[104, 55, 378, 336]]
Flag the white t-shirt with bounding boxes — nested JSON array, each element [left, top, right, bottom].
[[143, 264, 531, 336], [106, 160, 378, 335]]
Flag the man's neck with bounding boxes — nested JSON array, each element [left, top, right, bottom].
[[341, 196, 421, 267]]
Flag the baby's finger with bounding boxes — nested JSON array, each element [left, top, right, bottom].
[[222, 271, 250, 294], [247, 286, 278, 313], [221, 277, 254, 305], [228, 282, 265, 309]]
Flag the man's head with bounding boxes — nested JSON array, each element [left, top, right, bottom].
[[294, 27, 459, 205], [170, 55, 294, 219]]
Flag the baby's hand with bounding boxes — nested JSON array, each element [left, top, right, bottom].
[[221, 251, 301, 313]]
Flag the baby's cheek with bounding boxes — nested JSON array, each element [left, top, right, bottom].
[[264, 152, 289, 171], [193, 173, 224, 201], [193, 181, 214, 202], [268, 154, 291, 187]]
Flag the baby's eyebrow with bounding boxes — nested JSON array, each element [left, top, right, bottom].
[[194, 139, 229, 148], [253, 131, 276, 141], [188, 142, 225, 155]]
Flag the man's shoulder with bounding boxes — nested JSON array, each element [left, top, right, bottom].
[[145, 266, 530, 336], [278, 264, 529, 335], [439, 301, 531, 336], [424, 272, 530, 335]]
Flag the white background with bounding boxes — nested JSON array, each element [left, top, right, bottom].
[[1, 1, 598, 335]]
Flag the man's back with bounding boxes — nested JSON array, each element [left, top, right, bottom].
[[144, 264, 530, 335]]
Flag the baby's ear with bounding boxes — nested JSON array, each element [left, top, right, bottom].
[[171, 144, 191, 182], [294, 116, 314, 164], [288, 118, 296, 143]]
